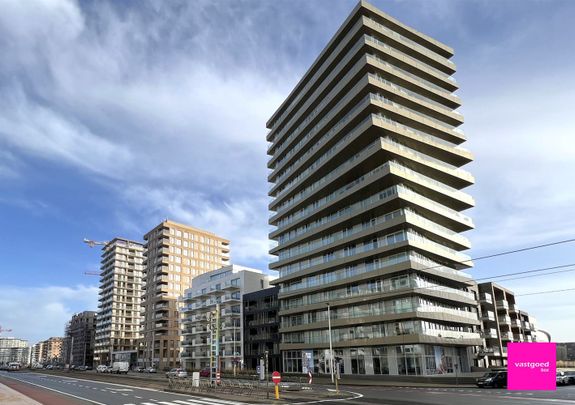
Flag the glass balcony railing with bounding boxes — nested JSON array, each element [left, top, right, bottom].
[[364, 17, 455, 69], [365, 34, 456, 82], [368, 72, 461, 116]]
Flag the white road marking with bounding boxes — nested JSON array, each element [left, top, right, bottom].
[[0, 373, 108, 405], [179, 398, 248, 405]]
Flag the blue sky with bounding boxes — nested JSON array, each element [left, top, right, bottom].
[[1, 0, 574, 344]]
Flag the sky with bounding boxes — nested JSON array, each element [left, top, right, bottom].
[[0, 0, 574, 345]]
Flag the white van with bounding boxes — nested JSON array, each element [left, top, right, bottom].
[[111, 362, 129, 374]]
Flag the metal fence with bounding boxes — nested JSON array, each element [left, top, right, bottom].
[[167, 376, 309, 398]]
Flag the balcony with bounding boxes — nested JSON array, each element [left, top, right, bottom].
[[501, 332, 513, 341], [223, 281, 240, 290], [498, 315, 511, 325], [481, 329, 498, 339], [480, 311, 495, 322], [496, 300, 509, 310], [508, 304, 518, 313], [479, 293, 493, 304], [511, 319, 522, 328]]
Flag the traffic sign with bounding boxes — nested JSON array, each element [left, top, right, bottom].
[[272, 371, 281, 384]]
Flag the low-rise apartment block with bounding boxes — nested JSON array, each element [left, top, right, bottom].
[[180, 265, 271, 371], [477, 282, 537, 367], [243, 286, 281, 372]]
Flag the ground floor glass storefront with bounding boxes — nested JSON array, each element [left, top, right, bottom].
[[283, 344, 472, 375]]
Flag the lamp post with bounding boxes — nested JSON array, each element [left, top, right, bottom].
[[326, 303, 334, 384], [265, 350, 269, 399]]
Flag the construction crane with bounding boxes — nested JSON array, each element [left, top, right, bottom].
[[83, 238, 108, 276], [83, 238, 108, 248], [0, 325, 13, 335]]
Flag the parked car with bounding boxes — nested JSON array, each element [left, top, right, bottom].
[[75, 366, 87, 371], [199, 368, 210, 378], [146, 367, 157, 373], [476, 371, 507, 388], [135, 367, 146, 373], [557, 371, 570, 386], [96, 365, 109, 373], [166, 368, 188, 378], [565, 371, 575, 385]]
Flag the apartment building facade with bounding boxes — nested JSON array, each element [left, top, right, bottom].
[[180, 265, 271, 371], [94, 238, 144, 366], [0, 337, 29, 366], [64, 311, 96, 367], [477, 282, 537, 367], [141, 220, 230, 370], [267, 1, 481, 375], [37, 337, 64, 365], [243, 286, 281, 372]]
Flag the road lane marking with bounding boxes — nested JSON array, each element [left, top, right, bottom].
[[0, 373, 108, 405], [178, 398, 248, 405], [175, 399, 242, 405]]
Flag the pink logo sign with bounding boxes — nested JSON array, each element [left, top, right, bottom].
[[508, 342, 556, 390]]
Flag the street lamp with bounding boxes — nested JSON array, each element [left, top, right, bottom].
[[326, 303, 334, 383]]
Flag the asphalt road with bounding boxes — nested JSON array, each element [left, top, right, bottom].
[[334, 384, 575, 405], [0, 372, 257, 405], [2, 371, 575, 405]]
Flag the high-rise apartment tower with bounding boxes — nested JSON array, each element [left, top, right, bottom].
[[141, 220, 230, 370], [94, 238, 144, 366], [268, 1, 481, 375]]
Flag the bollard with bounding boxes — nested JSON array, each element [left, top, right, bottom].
[[275, 384, 280, 400]]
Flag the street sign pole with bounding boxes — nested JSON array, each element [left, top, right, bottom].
[[272, 371, 281, 400]]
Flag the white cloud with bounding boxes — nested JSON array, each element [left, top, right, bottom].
[[0, 285, 98, 344], [0, 86, 134, 178], [118, 185, 273, 266]]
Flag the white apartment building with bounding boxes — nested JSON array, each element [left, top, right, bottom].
[[0, 337, 29, 366], [180, 265, 272, 371]]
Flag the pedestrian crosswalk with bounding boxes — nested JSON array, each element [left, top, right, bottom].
[[124, 396, 250, 405]]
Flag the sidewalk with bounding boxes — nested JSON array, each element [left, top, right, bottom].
[[0, 382, 42, 405]]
